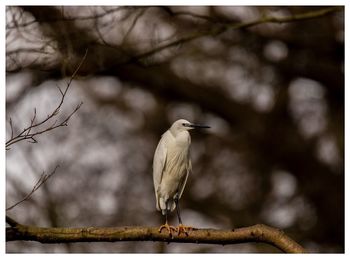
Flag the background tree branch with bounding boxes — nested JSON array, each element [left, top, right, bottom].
[[5, 49, 87, 149], [120, 6, 342, 66], [6, 216, 305, 253]]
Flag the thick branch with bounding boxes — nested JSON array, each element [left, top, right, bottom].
[[6, 217, 305, 253]]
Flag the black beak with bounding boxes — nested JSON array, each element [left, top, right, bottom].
[[189, 123, 210, 129]]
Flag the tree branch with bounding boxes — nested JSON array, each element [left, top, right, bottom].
[[125, 6, 342, 65], [226, 6, 343, 29], [5, 49, 87, 149], [6, 6, 135, 29], [5, 217, 305, 253]]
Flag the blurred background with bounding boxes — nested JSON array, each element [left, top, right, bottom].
[[5, 6, 344, 252]]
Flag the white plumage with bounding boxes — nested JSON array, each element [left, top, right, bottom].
[[153, 119, 192, 215], [153, 119, 210, 233]]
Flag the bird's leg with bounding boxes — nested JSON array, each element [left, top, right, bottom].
[[174, 196, 193, 236], [158, 207, 176, 237]]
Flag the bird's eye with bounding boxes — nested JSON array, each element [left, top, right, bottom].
[[182, 123, 186, 126]]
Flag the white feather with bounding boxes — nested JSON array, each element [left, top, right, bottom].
[[152, 119, 193, 214]]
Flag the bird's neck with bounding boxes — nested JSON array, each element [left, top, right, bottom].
[[173, 131, 191, 146]]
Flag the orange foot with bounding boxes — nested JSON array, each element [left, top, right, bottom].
[[177, 224, 193, 236], [158, 223, 177, 237]]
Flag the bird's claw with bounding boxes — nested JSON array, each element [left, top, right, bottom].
[[158, 223, 177, 237], [177, 224, 193, 236]]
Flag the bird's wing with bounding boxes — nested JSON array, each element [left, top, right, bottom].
[[153, 133, 168, 210], [178, 156, 192, 199]]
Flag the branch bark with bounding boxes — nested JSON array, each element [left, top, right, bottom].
[[6, 216, 305, 253]]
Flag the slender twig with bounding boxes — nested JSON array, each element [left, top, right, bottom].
[[160, 7, 218, 22], [224, 6, 343, 30], [66, 48, 88, 87], [5, 219, 305, 253], [9, 117, 14, 139], [6, 165, 59, 211], [6, 47, 53, 56], [121, 8, 148, 46], [25, 108, 36, 137], [5, 49, 88, 149]]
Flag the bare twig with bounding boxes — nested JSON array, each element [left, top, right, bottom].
[[160, 7, 218, 22], [5, 219, 305, 253], [6, 165, 59, 211], [5, 49, 88, 149], [121, 8, 148, 46], [6, 47, 53, 56], [224, 6, 342, 30], [9, 117, 14, 139]]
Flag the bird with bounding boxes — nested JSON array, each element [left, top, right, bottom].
[[153, 119, 210, 236]]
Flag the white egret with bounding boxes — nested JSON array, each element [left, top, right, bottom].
[[153, 119, 210, 236]]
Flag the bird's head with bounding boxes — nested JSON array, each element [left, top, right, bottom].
[[170, 119, 210, 134]]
